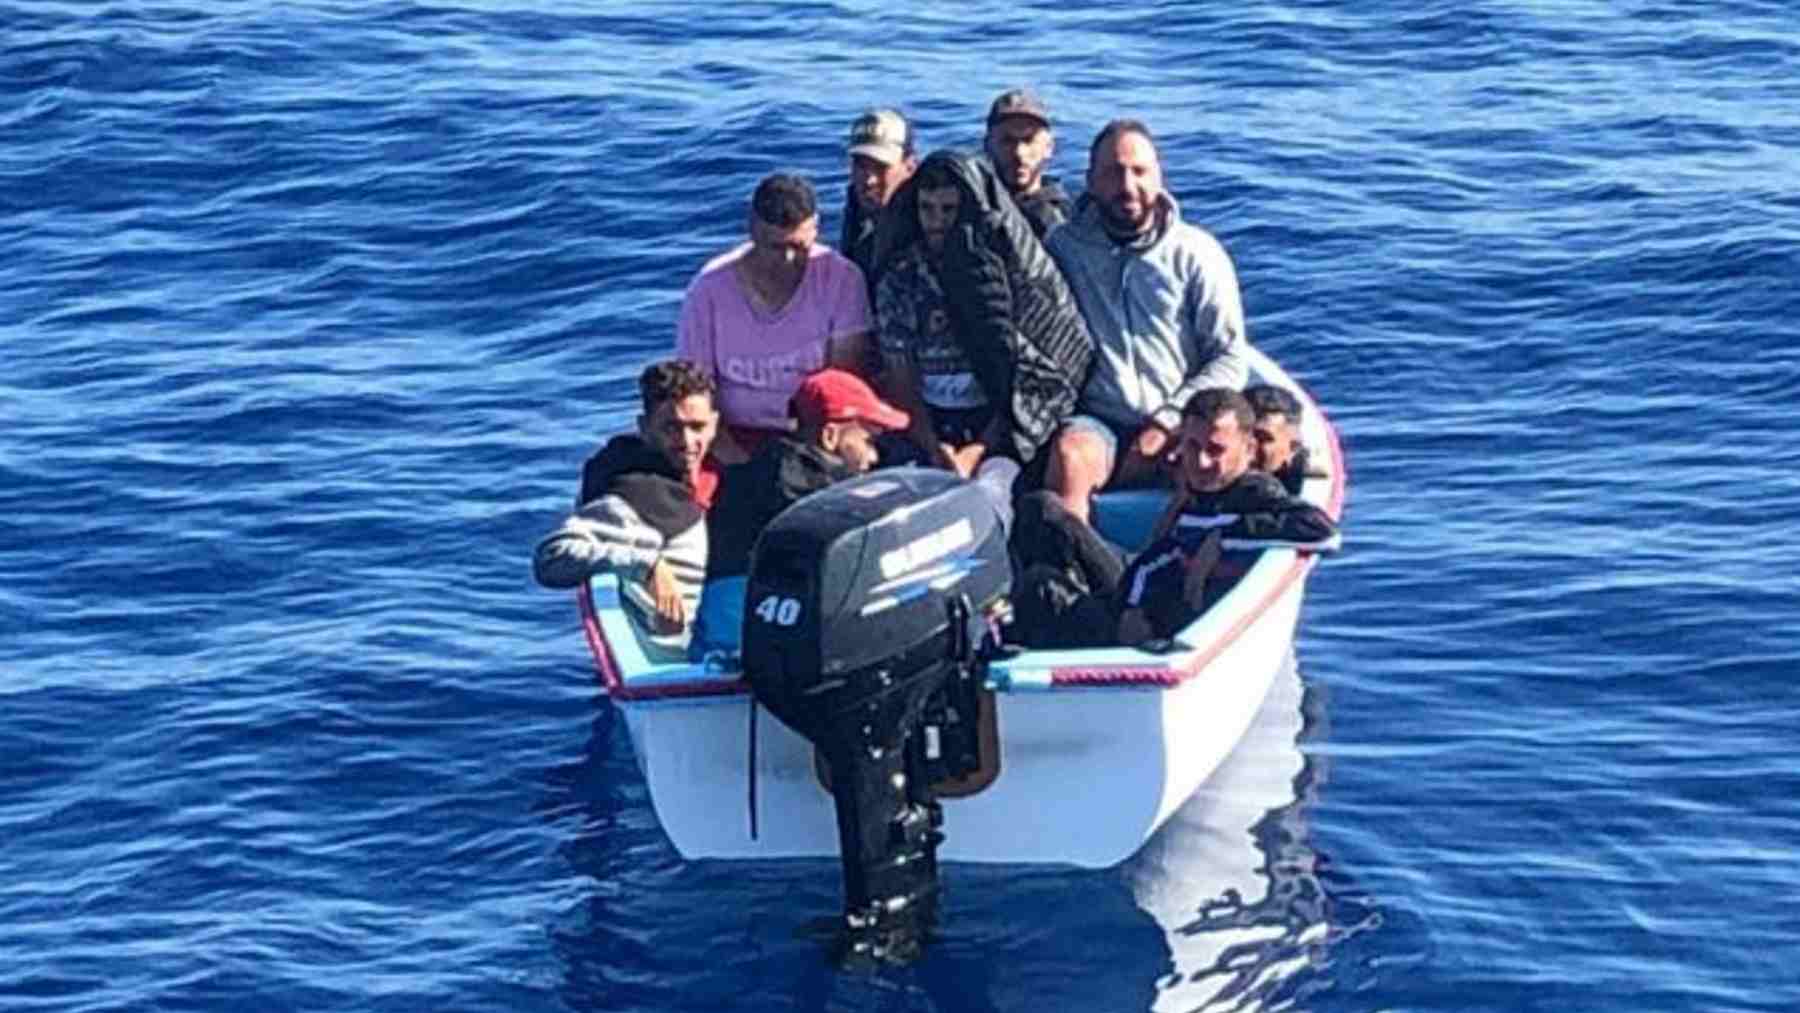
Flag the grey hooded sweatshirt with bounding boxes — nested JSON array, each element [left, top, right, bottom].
[[1045, 193, 1248, 433]]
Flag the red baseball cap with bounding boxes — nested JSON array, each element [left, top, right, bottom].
[[790, 369, 910, 432]]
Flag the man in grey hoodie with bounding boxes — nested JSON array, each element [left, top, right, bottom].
[[1042, 119, 1248, 523]]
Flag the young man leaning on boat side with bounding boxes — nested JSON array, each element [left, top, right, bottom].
[[1010, 388, 1338, 648], [1041, 119, 1249, 523], [1116, 388, 1338, 644], [677, 173, 874, 466], [533, 360, 718, 662]]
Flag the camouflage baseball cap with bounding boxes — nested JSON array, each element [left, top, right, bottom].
[[847, 108, 913, 165]]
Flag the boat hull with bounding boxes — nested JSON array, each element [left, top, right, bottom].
[[618, 553, 1310, 866]]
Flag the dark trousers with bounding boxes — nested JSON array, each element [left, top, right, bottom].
[[1006, 491, 1125, 648]]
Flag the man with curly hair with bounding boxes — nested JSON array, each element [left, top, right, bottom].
[[534, 360, 720, 660]]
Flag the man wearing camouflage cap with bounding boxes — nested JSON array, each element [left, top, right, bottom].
[[839, 107, 918, 292]]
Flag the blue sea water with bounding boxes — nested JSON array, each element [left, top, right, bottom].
[[5, 1, 1800, 1010]]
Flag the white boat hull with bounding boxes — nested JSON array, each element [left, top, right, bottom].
[[620, 553, 1309, 866]]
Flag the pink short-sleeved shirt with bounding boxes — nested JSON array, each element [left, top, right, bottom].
[[676, 244, 872, 431]]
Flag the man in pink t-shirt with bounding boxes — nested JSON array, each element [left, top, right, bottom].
[[676, 173, 874, 463]]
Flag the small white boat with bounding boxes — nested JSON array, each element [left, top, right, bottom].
[[573, 344, 1345, 869]]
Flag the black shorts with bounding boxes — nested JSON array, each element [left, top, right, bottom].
[[928, 405, 996, 447]]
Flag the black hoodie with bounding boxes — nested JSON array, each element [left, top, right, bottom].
[[840, 183, 881, 296], [575, 435, 702, 538], [1012, 175, 1071, 239], [871, 151, 1095, 465]]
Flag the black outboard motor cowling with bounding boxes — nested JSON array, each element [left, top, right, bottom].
[[742, 468, 1010, 962]]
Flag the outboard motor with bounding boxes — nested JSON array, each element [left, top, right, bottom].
[[743, 468, 1010, 963]]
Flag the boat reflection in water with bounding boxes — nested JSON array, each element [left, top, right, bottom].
[[1125, 650, 1338, 1012]]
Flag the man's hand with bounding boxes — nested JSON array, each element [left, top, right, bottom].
[[931, 441, 962, 473], [1115, 422, 1173, 485], [1182, 530, 1224, 610], [644, 559, 687, 633], [1133, 422, 1171, 460], [946, 442, 986, 479], [1118, 607, 1155, 646]]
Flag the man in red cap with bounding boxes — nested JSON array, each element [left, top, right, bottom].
[[704, 368, 909, 581], [686, 368, 913, 657]]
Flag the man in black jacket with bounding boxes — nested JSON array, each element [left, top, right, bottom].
[[704, 369, 909, 581], [873, 158, 1011, 479], [840, 108, 918, 295], [1115, 388, 1339, 643], [689, 369, 910, 658], [1010, 388, 1339, 647], [871, 150, 1095, 472]]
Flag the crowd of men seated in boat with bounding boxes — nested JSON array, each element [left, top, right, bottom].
[[533, 91, 1340, 659]]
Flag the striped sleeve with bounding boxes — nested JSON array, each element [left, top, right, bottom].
[[1120, 537, 1188, 610], [532, 495, 665, 590], [613, 515, 708, 662]]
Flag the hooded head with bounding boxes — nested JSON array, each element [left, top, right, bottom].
[[871, 150, 1017, 280]]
